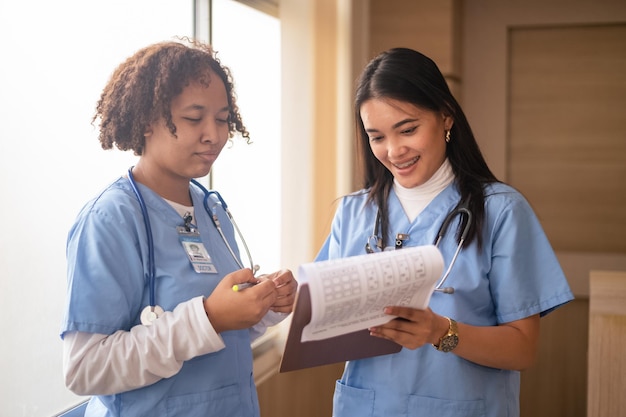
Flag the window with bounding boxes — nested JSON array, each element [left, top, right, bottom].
[[1, 1, 284, 414], [0, 1, 193, 415], [210, 0, 282, 274]]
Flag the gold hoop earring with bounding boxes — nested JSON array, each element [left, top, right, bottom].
[[445, 130, 451, 143]]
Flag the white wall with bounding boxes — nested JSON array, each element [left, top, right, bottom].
[[0, 1, 192, 415]]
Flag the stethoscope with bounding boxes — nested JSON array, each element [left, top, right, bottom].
[[126, 167, 259, 325], [365, 200, 472, 294]]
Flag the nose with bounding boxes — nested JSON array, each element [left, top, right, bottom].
[[386, 136, 407, 159], [201, 119, 221, 143]]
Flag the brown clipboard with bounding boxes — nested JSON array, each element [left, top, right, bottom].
[[279, 283, 402, 373]]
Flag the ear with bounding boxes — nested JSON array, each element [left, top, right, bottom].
[[443, 114, 454, 131], [144, 124, 153, 138]]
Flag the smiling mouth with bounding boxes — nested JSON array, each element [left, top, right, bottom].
[[393, 156, 420, 169]]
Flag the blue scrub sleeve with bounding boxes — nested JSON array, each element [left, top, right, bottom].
[[62, 201, 146, 337], [487, 193, 573, 323]]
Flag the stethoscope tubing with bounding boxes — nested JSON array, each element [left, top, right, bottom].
[[433, 206, 472, 293], [127, 168, 258, 319], [191, 179, 259, 275], [127, 168, 157, 309], [366, 201, 472, 295]]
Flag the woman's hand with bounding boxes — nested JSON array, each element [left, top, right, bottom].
[[369, 306, 541, 371], [203, 268, 277, 333], [368, 306, 446, 350], [263, 269, 298, 313]]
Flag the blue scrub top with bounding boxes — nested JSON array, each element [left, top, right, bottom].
[[61, 177, 260, 417], [316, 182, 574, 417]]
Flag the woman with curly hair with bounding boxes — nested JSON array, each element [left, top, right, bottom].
[[60, 38, 297, 416]]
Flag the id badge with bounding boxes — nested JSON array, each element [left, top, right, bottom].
[[178, 226, 217, 274]]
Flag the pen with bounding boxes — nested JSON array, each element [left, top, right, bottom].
[[232, 282, 256, 292]]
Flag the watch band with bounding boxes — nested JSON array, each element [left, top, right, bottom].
[[433, 316, 459, 352]]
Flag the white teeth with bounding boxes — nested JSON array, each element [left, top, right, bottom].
[[394, 156, 419, 169]]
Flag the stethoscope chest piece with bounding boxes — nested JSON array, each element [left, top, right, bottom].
[[140, 305, 164, 325]]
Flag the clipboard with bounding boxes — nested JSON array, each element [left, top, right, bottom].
[[279, 283, 401, 373]]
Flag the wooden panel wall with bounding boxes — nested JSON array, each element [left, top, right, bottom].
[[508, 24, 626, 254], [508, 23, 626, 417], [257, 363, 344, 417], [520, 301, 588, 416], [587, 270, 626, 417], [369, 0, 462, 98]]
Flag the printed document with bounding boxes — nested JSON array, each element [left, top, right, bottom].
[[298, 245, 444, 342]]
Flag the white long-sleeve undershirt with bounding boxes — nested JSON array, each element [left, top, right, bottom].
[[63, 296, 286, 396]]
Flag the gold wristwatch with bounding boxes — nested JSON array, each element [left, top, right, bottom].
[[433, 317, 459, 352]]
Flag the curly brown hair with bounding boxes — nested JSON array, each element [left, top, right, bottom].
[[93, 37, 250, 155]]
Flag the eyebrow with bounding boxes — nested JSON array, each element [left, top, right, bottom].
[[392, 118, 418, 129], [365, 118, 417, 133], [182, 104, 230, 113]]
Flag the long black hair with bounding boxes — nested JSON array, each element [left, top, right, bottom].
[[354, 48, 498, 249]]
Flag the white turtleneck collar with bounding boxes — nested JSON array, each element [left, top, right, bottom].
[[393, 158, 455, 222]]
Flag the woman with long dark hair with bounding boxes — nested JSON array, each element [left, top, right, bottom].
[[315, 47, 573, 417]]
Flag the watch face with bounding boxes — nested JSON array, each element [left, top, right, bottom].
[[440, 335, 459, 352]]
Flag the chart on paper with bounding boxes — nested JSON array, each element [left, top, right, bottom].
[[299, 245, 444, 342]]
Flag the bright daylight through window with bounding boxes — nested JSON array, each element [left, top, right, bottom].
[[210, 0, 282, 274]]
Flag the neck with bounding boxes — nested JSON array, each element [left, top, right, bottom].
[[131, 163, 192, 206], [394, 159, 455, 222]]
